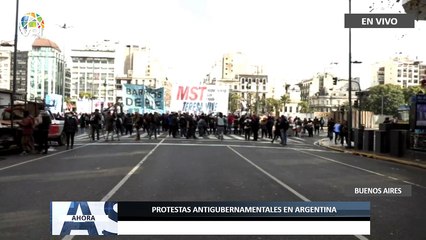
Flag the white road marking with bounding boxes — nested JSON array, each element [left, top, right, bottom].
[[99, 138, 165, 202], [227, 146, 370, 240], [61, 139, 165, 240], [292, 148, 426, 189], [0, 144, 90, 171]]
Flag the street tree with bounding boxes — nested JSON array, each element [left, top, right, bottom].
[[280, 94, 291, 112], [79, 92, 94, 99], [229, 92, 241, 113], [363, 84, 405, 115], [402, 85, 425, 104], [265, 98, 282, 117], [298, 100, 311, 113]]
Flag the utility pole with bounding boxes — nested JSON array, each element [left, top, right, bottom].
[[11, 0, 19, 128]]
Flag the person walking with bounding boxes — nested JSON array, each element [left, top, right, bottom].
[[64, 112, 78, 150], [327, 118, 335, 141], [243, 116, 252, 140], [279, 116, 290, 145], [251, 114, 260, 141], [90, 109, 102, 141], [271, 118, 282, 143], [18, 110, 35, 155], [36, 111, 51, 154], [216, 112, 225, 140], [104, 111, 115, 141], [333, 121, 341, 145]]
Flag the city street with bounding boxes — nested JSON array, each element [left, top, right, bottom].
[[0, 132, 425, 240]]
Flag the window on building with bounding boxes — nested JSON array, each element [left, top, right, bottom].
[[285, 106, 287, 112], [242, 85, 245, 90], [234, 85, 237, 90]]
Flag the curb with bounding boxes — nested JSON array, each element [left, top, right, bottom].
[[318, 139, 426, 170]]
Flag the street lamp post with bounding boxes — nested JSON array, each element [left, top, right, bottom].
[[348, 0, 353, 148], [10, 0, 19, 128]]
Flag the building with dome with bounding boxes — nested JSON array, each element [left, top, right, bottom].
[[27, 38, 65, 103]]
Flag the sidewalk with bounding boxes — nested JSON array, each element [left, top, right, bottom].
[[317, 138, 426, 169]]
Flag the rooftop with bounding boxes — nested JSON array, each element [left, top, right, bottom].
[[32, 38, 61, 52]]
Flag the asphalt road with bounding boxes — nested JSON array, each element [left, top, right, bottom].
[[0, 131, 425, 240]]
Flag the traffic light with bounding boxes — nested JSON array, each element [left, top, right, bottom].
[[333, 77, 338, 85], [354, 100, 359, 108]]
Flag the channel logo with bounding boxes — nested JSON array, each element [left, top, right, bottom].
[[51, 201, 117, 235]]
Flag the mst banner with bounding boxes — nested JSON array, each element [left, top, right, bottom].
[[123, 84, 165, 114], [170, 85, 229, 114]]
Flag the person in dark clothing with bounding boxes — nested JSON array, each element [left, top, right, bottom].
[[327, 118, 335, 141], [266, 116, 274, 139], [186, 114, 197, 139], [279, 116, 290, 145], [340, 120, 349, 146], [251, 114, 260, 141], [91, 109, 101, 141], [243, 116, 252, 140], [124, 113, 133, 136], [64, 112, 78, 149], [170, 113, 179, 138], [36, 111, 51, 154], [271, 118, 282, 143]]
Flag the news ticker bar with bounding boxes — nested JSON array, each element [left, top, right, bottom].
[[51, 201, 370, 235]]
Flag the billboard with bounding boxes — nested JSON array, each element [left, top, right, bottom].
[[45, 94, 63, 113], [170, 85, 229, 114], [122, 84, 165, 114]]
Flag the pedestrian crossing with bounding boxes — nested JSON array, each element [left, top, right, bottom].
[[74, 131, 308, 145]]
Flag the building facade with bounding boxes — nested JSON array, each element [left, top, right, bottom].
[[0, 49, 11, 90], [371, 56, 426, 87], [69, 41, 118, 106], [298, 73, 361, 113], [27, 38, 65, 101]]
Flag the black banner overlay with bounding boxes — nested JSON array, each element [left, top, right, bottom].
[[118, 201, 370, 221]]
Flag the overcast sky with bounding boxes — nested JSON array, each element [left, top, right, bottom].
[[1, 0, 425, 89]]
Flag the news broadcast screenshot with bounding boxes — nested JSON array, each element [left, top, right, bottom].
[[0, 0, 425, 239]]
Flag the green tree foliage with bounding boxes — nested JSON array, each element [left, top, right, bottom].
[[280, 94, 291, 110], [229, 92, 241, 113], [79, 92, 94, 99], [298, 100, 311, 113], [265, 98, 282, 117], [402, 86, 425, 104], [363, 84, 404, 115]]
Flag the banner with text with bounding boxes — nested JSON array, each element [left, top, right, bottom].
[[123, 84, 165, 114], [170, 85, 229, 114]]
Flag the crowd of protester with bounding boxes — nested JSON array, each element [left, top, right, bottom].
[[77, 110, 329, 145], [17, 108, 333, 155]]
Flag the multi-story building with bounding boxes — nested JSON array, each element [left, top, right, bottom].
[[298, 73, 361, 112], [64, 68, 71, 99], [27, 38, 65, 102], [205, 52, 269, 113], [69, 41, 118, 106], [371, 56, 426, 87], [12, 51, 29, 93], [0, 49, 11, 90], [116, 44, 171, 109], [235, 74, 268, 113]]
